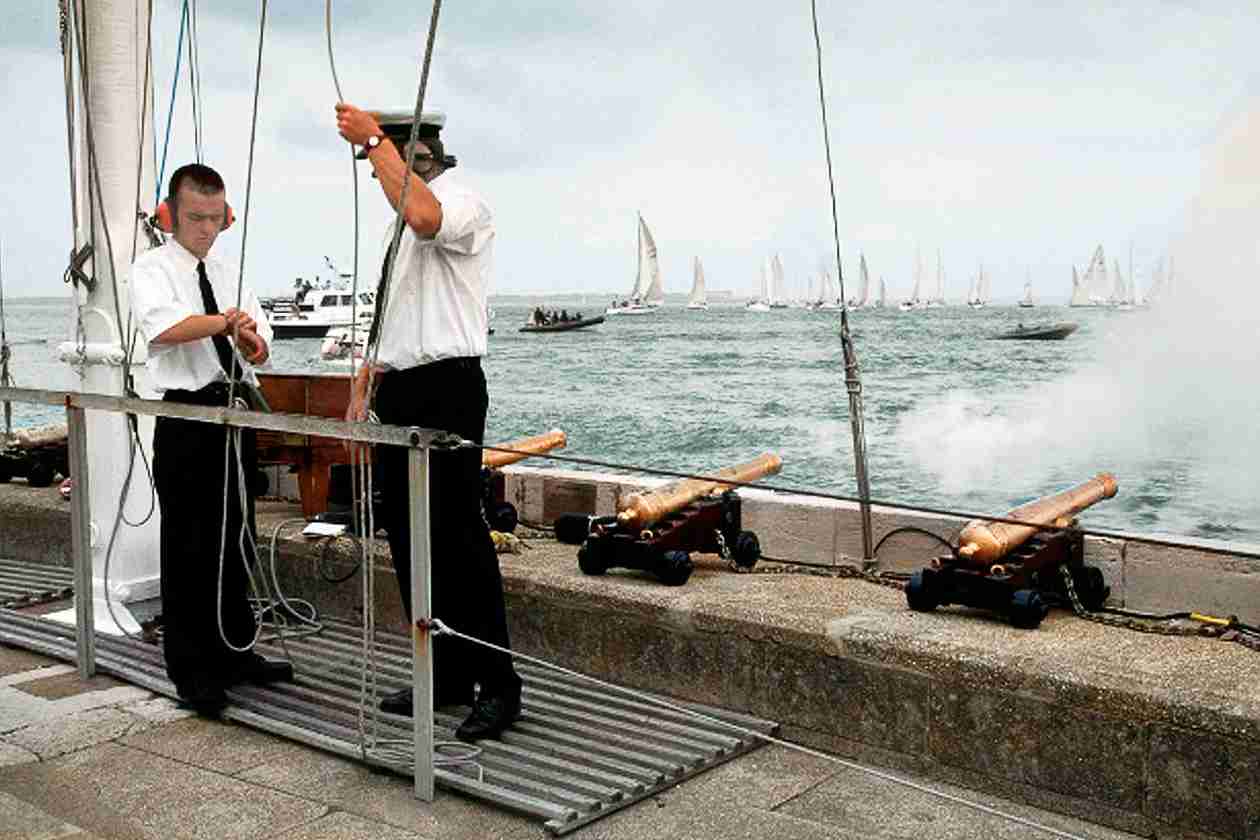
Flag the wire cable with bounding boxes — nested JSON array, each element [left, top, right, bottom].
[[429, 618, 1092, 840]]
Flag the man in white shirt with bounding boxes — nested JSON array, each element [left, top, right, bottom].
[[130, 163, 290, 715], [336, 105, 521, 742]]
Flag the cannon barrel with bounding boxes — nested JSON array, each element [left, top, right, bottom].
[[616, 453, 782, 529], [956, 472, 1118, 565], [481, 429, 567, 469]]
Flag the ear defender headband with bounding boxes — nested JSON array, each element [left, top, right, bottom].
[[154, 199, 236, 233]]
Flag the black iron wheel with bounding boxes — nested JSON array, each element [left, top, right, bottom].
[[489, 502, 519, 534], [1009, 589, 1048, 629], [577, 542, 607, 576], [732, 530, 761, 569], [656, 550, 694, 586], [906, 569, 941, 612], [25, 462, 54, 488]]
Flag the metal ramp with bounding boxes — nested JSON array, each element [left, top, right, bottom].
[[0, 609, 777, 835], [0, 559, 74, 609]]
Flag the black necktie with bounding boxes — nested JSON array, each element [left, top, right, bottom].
[[197, 260, 237, 378]]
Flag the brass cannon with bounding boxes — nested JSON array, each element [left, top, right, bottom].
[[556, 454, 782, 585], [906, 473, 1117, 628]]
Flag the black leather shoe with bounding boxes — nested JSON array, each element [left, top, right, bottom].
[[234, 653, 294, 686], [175, 678, 227, 717], [379, 684, 472, 716], [455, 692, 520, 742]]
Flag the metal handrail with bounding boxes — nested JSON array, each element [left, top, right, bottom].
[[0, 385, 438, 448], [0, 383, 438, 801]]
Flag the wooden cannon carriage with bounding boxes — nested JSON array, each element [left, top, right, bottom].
[[906, 473, 1117, 628], [556, 454, 781, 585]]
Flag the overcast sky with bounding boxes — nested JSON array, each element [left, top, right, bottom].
[[2, 1, 1258, 302]]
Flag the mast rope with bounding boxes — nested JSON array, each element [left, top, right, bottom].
[[156, 0, 190, 204], [808, 0, 875, 561]]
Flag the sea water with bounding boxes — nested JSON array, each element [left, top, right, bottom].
[[4, 295, 1257, 546]]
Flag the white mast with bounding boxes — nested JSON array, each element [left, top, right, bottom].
[[54, 0, 160, 633]]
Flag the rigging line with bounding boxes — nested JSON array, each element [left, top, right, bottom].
[[215, 0, 271, 656], [808, 0, 874, 560], [471, 442, 1260, 562], [59, 0, 81, 254], [188, 0, 204, 163], [362, 0, 444, 391], [156, 0, 190, 205], [429, 618, 1091, 840], [324, 0, 382, 759]]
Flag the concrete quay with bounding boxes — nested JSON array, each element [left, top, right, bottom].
[[0, 639, 1147, 840], [2, 471, 1259, 838]]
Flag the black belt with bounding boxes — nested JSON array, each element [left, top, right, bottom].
[[163, 381, 240, 407]]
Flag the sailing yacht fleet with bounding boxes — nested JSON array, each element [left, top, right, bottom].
[[298, 216, 1171, 355]]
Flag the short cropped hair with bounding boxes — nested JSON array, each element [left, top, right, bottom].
[[168, 163, 226, 212]]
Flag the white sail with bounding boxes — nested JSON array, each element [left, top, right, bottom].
[[856, 254, 870, 306], [966, 273, 978, 305], [1111, 259, 1126, 304], [1020, 276, 1034, 307], [878, 276, 887, 307], [1071, 245, 1106, 306], [934, 250, 945, 304], [687, 257, 707, 307], [979, 265, 990, 303], [910, 247, 923, 302], [770, 254, 787, 306], [637, 215, 665, 304]]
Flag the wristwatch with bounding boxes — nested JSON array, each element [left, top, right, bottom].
[[365, 134, 386, 153]]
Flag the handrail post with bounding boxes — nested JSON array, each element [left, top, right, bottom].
[[409, 440, 435, 801], [66, 403, 95, 678]]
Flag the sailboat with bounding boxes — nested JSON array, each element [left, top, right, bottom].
[[967, 262, 988, 309], [1018, 273, 1035, 308], [847, 254, 870, 309], [876, 275, 887, 308], [768, 254, 789, 308], [899, 247, 926, 311], [687, 257, 708, 310], [815, 270, 842, 309], [605, 213, 664, 316], [926, 250, 945, 307], [745, 257, 772, 311], [1070, 245, 1108, 307]]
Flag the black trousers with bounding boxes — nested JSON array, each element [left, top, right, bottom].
[[374, 357, 518, 698], [154, 383, 259, 689]]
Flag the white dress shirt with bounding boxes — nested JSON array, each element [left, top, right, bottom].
[[129, 239, 272, 392], [373, 173, 494, 370]]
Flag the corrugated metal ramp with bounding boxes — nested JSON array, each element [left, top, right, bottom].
[[0, 559, 74, 608], [0, 609, 777, 835]]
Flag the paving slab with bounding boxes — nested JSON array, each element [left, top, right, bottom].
[[777, 764, 1143, 840], [235, 739, 538, 840], [0, 742, 327, 840], [122, 715, 319, 777], [10, 671, 128, 700], [0, 790, 88, 840], [0, 644, 60, 678], [4, 706, 144, 761], [0, 741, 38, 768], [269, 810, 435, 840]]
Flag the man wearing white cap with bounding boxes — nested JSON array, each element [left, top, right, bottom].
[[335, 103, 521, 742]]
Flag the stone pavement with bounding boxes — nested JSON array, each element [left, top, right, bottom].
[[0, 641, 1143, 840]]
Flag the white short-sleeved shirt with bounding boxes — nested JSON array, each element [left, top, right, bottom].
[[373, 173, 494, 370], [129, 239, 272, 392]]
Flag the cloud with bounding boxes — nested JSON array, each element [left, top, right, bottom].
[[4, 1, 1260, 301]]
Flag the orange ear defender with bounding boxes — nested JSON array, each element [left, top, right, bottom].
[[153, 200, 235, 233]]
